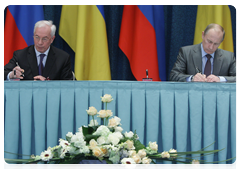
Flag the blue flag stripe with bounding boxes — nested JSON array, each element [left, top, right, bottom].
[[8, 5, 44, 46], [137, 5, 166, 80]]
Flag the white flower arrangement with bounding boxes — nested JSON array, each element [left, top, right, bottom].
[[5, 94, 235, 164], [101, 94, 113, 103]]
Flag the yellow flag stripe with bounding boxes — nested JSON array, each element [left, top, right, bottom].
[[194, 5, 234, 52], [59, 5, 111, 80]]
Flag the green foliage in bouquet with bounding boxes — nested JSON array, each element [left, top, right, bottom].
[[5, 94, 235, 164]]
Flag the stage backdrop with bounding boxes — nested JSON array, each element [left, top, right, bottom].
[[4, 5, 236, 81]]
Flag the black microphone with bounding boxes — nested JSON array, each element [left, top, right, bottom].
[[142, 69, 152, 81]]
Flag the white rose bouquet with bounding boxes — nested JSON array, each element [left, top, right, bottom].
[[5, 94, 235, 164]]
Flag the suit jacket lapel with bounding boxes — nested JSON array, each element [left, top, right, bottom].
[[43, 46, 56, 77], [192, 44, 202, 73], [27, 46, 39, 76], [212, 49, 223, 75]]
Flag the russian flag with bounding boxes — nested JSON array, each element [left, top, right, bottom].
[[4, 5, 44, 65], [119, 5, 166, 81]]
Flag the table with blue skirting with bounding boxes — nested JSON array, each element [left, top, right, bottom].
[[4, 81, 236, 163]]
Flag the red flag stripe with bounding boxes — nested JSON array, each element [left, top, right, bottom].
[[4, 8, 27, 65], [119, 5, 160, 81]]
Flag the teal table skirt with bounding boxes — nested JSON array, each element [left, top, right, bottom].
[[4, 81, 236, 163]]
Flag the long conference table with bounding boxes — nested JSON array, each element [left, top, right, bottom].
[[4, 81, 236, 164]]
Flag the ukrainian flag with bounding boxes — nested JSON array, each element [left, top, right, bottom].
[[193, 5, 234, 52], [59, 5, 111, 80]]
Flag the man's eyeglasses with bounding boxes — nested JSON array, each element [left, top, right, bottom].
[[33, 36, 50, 43]]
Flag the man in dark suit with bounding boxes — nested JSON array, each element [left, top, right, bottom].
[[4, 20, 74, 81], [169, 23, 236, 82]]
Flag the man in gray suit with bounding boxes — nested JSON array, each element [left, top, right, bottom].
[[169, 23, 236, 82]]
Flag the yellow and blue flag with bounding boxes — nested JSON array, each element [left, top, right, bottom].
[[194, 5, 234, 52], [59, 5, 111, 80]]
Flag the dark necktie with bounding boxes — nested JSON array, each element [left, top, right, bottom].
[[204, 54, 211, 77], [38, 54, 45, 75]]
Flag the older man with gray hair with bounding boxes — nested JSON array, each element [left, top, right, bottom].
[[4, 20, 74, 81]]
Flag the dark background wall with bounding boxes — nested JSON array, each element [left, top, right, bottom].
[[4, 5, 236, 81]]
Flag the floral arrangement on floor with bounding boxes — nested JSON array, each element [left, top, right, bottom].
[[5, 94, 234, 164]]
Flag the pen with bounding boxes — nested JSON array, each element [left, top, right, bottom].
[[16, 62, 25, 77], [196, 67, 202, 74], [13, 69, 16, 78]]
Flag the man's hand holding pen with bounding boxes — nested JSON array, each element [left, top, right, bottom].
[[192, 73, 206, 82], [9, 65, 24, 79], [192, 67, 220, 82], [192, 73, 220, 82], [191, 67, 206, 82]]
